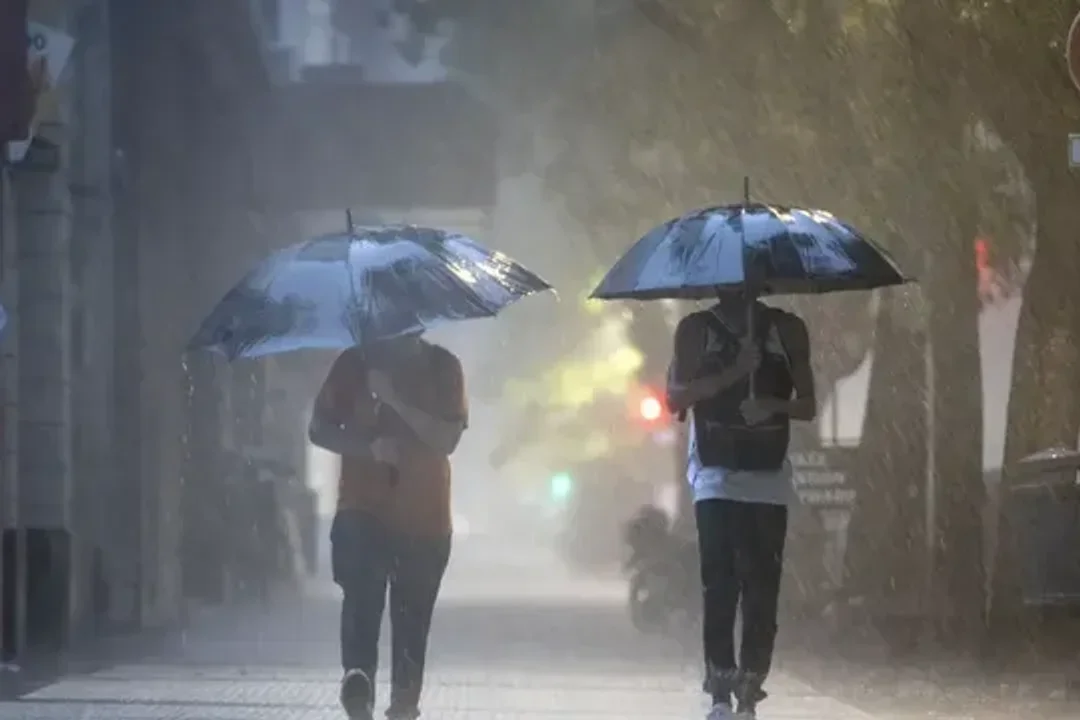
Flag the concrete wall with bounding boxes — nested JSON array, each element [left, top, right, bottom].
[[2, 0, 126, 649], [0, 160, 22, 664], [127, 0, 189, 631], [110, 0, 271, 628], [0, 171, 17, 532], [67, 0, 116, 642], [12, 0, 73, 530]]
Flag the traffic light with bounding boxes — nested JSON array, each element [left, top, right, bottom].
[[634, 386, 667, 424], [549, 472, 573, 501], [639, 394, 663, 422]]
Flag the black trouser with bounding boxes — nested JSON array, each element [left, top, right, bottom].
[[331, 510, 451, 709], [694, 499, 787, 704]]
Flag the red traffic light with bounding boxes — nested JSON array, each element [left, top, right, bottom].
[[628, 384, 669, 425], [639, 395, 663, 422]]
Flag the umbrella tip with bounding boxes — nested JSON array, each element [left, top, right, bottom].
[[346, 208, 354, 232], [743, 176, 750, 205]]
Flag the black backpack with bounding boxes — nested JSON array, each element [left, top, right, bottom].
[[691, 306, 795, 471]]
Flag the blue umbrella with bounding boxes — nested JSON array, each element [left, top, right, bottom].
[[591, 180, 910, 301], [189, 222, 553, 360]]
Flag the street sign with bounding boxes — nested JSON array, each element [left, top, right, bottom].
[[1068, 11, 1080, 95], [790, 450, 856, 508]]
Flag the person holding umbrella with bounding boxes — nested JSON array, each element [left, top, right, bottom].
[[188, 220, 553, 720], [666, 292, 815, 718], [310, 332, 466, 720], [588, 184, 909, 719]]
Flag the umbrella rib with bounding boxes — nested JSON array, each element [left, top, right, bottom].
[[415, 240, 504, 316]]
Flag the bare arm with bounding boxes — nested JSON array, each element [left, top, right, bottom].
[[665, 313, 751, 414], [757, 314, 817, 421], [375, 349, 468, 456]]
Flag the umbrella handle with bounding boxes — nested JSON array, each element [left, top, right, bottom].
[[742, 175, 755, 399], [747, 298, 756, 399]]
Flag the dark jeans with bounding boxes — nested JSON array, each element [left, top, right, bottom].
[[331, 510, 451, 709], [695, 499, 787, 705]]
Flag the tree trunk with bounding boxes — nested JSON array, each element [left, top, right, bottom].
[[989, 157, 1080, 641], [844, 291, 928, 627], [889, 0, 987, 647], [925, 193, 985, 647]]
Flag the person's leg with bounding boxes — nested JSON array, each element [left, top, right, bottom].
[[387, 533, 452, 719], [331, 510, 392, 719], [695, 499, 741, 709], [735, 502, 788, 714]]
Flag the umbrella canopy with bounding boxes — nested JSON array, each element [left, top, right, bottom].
[[189, 225, 553, 360], [591, 203, 910, 301]]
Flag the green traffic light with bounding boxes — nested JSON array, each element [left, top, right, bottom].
[[549, 472, 573, 500]]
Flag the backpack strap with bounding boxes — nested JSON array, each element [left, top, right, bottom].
[[699, 309, 733, 350], [701, 303, 772, 350], [761, 307, 793, 372]]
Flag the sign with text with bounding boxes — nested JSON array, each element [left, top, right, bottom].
[[791, 450, 856, 507], [4, 21, 74, 164]]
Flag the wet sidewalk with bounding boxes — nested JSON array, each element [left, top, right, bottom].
[[0, 540, 874, 719], [7, 665, 872, 720]]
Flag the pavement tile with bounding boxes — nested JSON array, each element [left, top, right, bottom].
[[0, 543, 875, 720], [3, 664, 871, 720]]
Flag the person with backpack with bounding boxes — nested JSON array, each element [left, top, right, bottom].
[[666, 294, 816, 720], [309, 333, 468, 720]]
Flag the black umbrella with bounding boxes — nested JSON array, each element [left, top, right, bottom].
[[591, 178, 912, 394], [592, 178, 910, 301]]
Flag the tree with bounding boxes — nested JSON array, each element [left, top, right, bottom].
[[537, 0, 994, 645], [948, 0, 1080, 640], [419, 0, 1080, 653]]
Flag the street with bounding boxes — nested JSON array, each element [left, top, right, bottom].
[[1, 538, 879, 720]]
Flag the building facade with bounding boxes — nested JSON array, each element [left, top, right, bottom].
[[2, 0, 502, 681], [1, 0, 277, 678]]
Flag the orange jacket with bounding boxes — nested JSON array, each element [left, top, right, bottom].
[[316, 343, 466, 538]]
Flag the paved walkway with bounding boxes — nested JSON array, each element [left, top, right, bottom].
[[2, 539, 874, 719]]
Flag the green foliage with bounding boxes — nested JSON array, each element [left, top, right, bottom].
[[434, 0, 1074, 470]]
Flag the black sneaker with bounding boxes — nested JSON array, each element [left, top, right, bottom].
[[734, 701, 757, 718], [341, 669, 374, 720], [735, 687, 766, 718], [385, 702, 421, 720]]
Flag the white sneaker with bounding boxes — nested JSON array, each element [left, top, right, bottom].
[[707, 702, 737, 720]]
